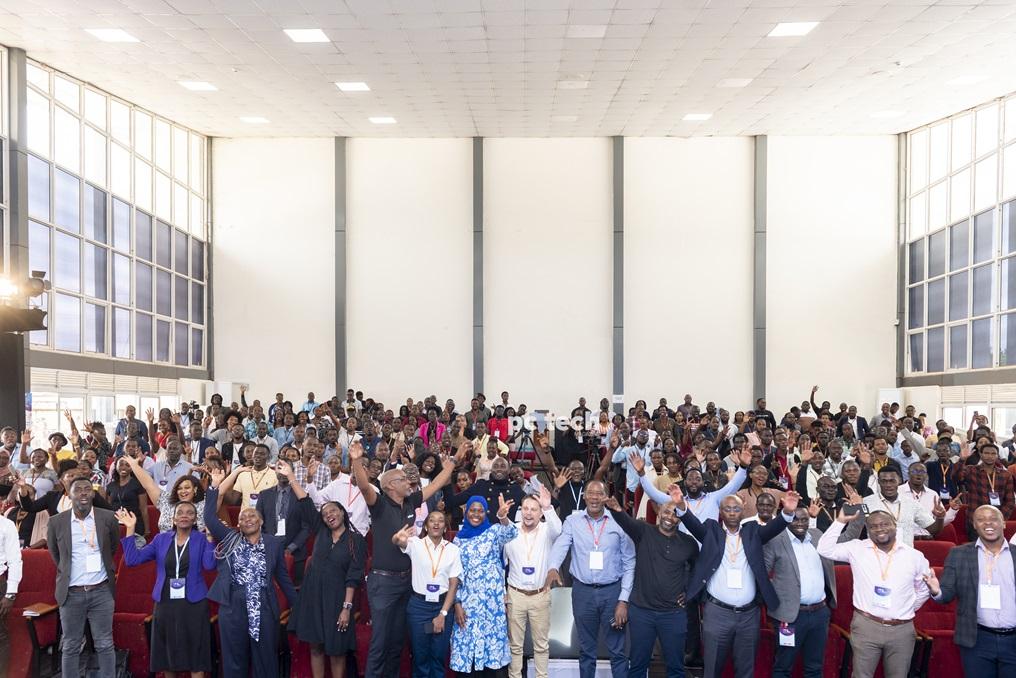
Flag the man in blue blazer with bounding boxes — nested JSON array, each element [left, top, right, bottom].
[[673, 484, 801, 678], [205, 466, 298, 678]]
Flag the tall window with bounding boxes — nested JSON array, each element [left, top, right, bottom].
[[906, 94, 1016, 373], [0, 46, 8, 273], [24, 60, 208, 367]]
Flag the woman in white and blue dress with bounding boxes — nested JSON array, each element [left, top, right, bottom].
[[451, 494, 517, 677]]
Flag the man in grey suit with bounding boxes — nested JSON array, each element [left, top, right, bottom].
[[764, 506, 837, 678], [47, 475, 121, 677]]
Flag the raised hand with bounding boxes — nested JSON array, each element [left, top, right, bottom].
[[959, 442, 973, 461], [949, 494, 963, 511], [737, 444, 753, 467], [391, 523, 415, 546], [538, 484, 553, 510], [145, 408, 155, 421], [20, 430, 31, 445], [208, 467, 226, 488], [275, 461, 294, 482], [628, 451, 646, 476], [781, 491, 802, 513], [553, 467, 570, 490], [807, 499, 822, 519], [668, 483, 686, 510], [496, 493, 513, 520], [855, 443, 872, 466], [842, 483, 862, 505], [63, 409, 73, 423], [604, 496, 622, 512], [115, 508, 137, 531], [800, 439, 814, 463], [349, 441, 364, 461], [931, 496, 947, 519]]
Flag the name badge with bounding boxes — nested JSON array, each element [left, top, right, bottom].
[[426, 582, 440, 603], [727, 568, 743, 589], [169, 578, 186, 600], [249, 493, 259, 507], [85, 553, 102, 573], [874, 586, 892, 608], [989, 492, 1001, 506], [494, 430, 500, 439], [159, 480, 168, 487], [778, 477, 789, 490], [522, 566, 536, 576], [276, 518, 286, 536], [589, 550, 604, 570], [980, 584, 1002, 610], [778, 622, 795, 647], [938, 488, 951, 499]]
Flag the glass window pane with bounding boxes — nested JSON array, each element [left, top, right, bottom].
[[189, 133, 203, 192], [927, 327, 944, 372], [174, 275, 188, 321], [909, 332, 924, 372], [83, 243, 107, 300], [1007, 100, 1016, 144], [155, 119, 171, 173], [135, 210, 152, 261], [54, 231, 80, 293], [84, 90, 106, 130], [112, 253, 130, 305], [28, 155, 50, 221], [155, 172, 171, 221], [973, 209, 994, 264], [134, 110, 152, 160], [972, 317, 994, 368], [910, 129, 928, 192], [156, 319, 170, 362], [909, 192, 927, 239], [190, 194, 204, 239], [973, 263, 994, 316], [976, 104, 999, 157], [110, 99, 130, 144], [951, 169, 971, 223], [191, 239, 204, 280], [27, 63, 48, 92], [909, 285, 924, 329], [113, 307, 130, 358], [135, 261, 152, 311], [29, 221, 50, 283], [30, 292, 48, 346], [156, 220, 172, 268], [54, 169, 80, 232], [83, 126, 106, 187], [908, 240, 925, 284], [156, 269, 171, 316], [54, 293, 80, 352], [84, 185, 106, 243], [930, 123, 949, 183], [174, 322, 188, 366], [1005, 143, 1016, 201], [1006, 201, 1016, 256], [54, 76, 79, 113], [949, 271, 969, 321], [949, 324, 967, 369], [929, 181, 948, 231], [173, 182, 188, 230], [135, 312, 152, 361], [170, 231, 186, 276], [975, 155, 998, 212], [84, 303, 105, 353], [113, 199, 130, 251], [110, 142, 130, 199], [952, 114, 972, 170], [27, 89, 49, 157], [191, 328, 203, 366], [191, 282, 204, 325], [53, 107, 80, 174], [950, 220, 969, 271], [928, 278, 945, 325], [134, 159, 152, 211], [173, 127, 188, 182], [1002, 314, 1016, 366]]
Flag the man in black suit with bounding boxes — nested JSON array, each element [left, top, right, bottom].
[[255, 459, 311, 583], [47, 476, 120, 677], [673, 485, 801, 678], [186, 420, 217, 463], [925, 504, 1016, 677], [837, 405, 871, 440]]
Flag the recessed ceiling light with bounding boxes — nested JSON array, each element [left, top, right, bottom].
[[870, 110, 904, 119], [683, 113, 712, 121], [240, 116, 269, 124], [284, 28, 329, 43], [336, 82, 370, 92], [557, 80, 589, 90], [566, 25, 607, 39], [552, 115, 578, 123], [947, 75, 988, 86], [85, 28, 139, 43], [767, 22, 819, 37], [369, 116, 396, 124], [178, 81, 217, 91], [717, 78, 753, 88]]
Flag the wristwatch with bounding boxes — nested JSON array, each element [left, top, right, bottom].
[[3, 593, 15, 601], [342, 602, 353, 610], [439, 609, 448, 617]]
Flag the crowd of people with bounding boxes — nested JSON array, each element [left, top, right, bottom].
[[0, 386, 1014, 678]]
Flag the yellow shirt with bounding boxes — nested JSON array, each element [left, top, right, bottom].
[[233, 468, 278, 508]]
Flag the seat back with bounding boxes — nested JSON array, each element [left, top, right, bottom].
[[830, 564, 854, 629], [1005, 521, 1016, 541], [914, 567, 955, 631], [114, 558, 157, 615], [935, 523, 958, 544], [914, 540, 954, 568], [146, 504, 161, 536]]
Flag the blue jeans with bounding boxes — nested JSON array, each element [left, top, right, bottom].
[[571, 580, 627, 678], [59, 586, 116, 678], [408, 595, 452, 678], [627, 604, 686, 678], [961, 627, 1016, 678], [772, 606, 830, 678]]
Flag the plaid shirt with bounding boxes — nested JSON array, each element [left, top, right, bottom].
[[952, 462, 1015, 519]]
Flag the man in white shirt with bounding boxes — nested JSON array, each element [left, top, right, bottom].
[[898, 462, 957, 539], [504, 487, 561, 678], [0, 512, 23, 672], [306, 464, 371, 535], [844, 466, 944, 547], [818, 508, 931, 678]]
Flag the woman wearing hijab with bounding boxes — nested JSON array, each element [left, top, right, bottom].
[[451, 493, 516, 677]]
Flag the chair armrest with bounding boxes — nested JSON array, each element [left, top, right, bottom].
[[829, 623, 851, 640], [209, 614, 218, 624], [279, 609, 290, 625], [22, 602, 59, 618]]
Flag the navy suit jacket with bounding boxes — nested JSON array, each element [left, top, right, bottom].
[[120, 529, 216, 602], [935, 542, 1016, 648], [190, 437, 216, 464], [680, 507, 791, 610], [925, 460, 959, 497], [255, 485, 311, 558], [203, 487, 297, 613]]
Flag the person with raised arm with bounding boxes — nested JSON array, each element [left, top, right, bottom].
[[121, 452, 206, 533]]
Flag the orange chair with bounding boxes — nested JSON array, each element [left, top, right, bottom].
[[112, 558, 158, 678], [7, 549, 60, 678], [914, 540, 955, 568]]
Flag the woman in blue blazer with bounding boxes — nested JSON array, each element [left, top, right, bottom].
[[117, 501, 217, 678]]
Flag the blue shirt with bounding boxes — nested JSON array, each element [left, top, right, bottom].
[[69, 510, 106, 587], [148, 459, 195, 490], [891, 447, 920, 481], [787, 531, 826, 605], [300, 400, 320, 414], [273, 426, 295, 448], [612, 444, 654, 492], [115, 418, 148, 441], [548, 510, 635, 602], [640, 466, 748, 538]]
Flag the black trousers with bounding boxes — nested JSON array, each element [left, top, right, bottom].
[[219, 586, 280, 678], [364, 571, 411, 678]]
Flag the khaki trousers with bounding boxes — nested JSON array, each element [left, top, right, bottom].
[[849, 613, 916, 678], [506, 586, 551, 678]]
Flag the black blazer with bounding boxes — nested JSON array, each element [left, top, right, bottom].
[[925, 460, 959, 498], [680, 507, 790, 610], [222, 441, 248, 466], [255, 485, 311, 558], [935, 542, 1016, 648]]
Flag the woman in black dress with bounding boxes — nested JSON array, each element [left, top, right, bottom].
[[288, 468, 367, 678], [106, 457, 149, 533]]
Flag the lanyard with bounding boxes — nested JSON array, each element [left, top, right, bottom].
[[585, 515, 608, 549], [871, 544, 896, 581], [983, 546, 1008, 584], [424, 539, 445, 578], [521, 525, 539, 564], [569, 483, 583, 507], [174, 536, 189, 579], [347, 481, 361, 507], [881, 497, 901, 520], [725, 530, 742, 563], [250, 468, 272, 492], [75, 515, 96, 549], [986, 470, 997, 493]]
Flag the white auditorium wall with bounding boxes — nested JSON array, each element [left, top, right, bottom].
[[345, 139, 473, 406], [766, 136, 898, 415], [624, 137, 755, 410], [483, 139, 613, 416], [211, 138, 336, 401]]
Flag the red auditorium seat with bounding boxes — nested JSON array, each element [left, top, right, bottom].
[[953, 507, 969, 542], [226, 505, 241, 526], [1004, 521, 1016, 540], [828, 565, 855, 678], [113, 558, 157, 678], [935, 523, 958, 544], [914, 540, 954, 568], [147, 504, 161, 536], [914, 567, 962, 678], [353, 622, 414, 677], [7, 549, 60, 678]]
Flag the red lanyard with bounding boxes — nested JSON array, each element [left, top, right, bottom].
[[584, 516, 608, 549]]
